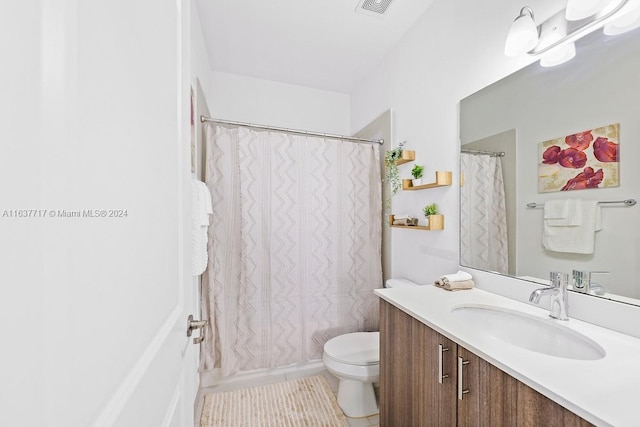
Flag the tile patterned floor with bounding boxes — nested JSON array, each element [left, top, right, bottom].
[[196, 366, 379, 427]]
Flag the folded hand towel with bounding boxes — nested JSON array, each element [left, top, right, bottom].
[[393, 214, 411, 220], [393, 218, 418, 226], [542, 200, 601, 254], [439, 270, 473, 282], [434, 279, 475, 291]]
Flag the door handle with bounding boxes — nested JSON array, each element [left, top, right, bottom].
[[187, 314, 207, 344]]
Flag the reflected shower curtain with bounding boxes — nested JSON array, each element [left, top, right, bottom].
[[460, 153, 508, 274], [201, 123, 382, 376]]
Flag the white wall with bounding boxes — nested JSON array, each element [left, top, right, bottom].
[[0, 2, 45, 425], [208, 72, 350, 135], [350, 0, 536, 284], [191, 0, 213, 107]]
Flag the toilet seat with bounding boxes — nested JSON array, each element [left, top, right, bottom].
[[324, 332, 379, 366]]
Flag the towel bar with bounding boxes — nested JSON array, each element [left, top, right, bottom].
[[526, 199, 636, 208]]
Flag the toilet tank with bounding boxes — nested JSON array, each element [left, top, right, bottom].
[[385, 278, 422, 288]]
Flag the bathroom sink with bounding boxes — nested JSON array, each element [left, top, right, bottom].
[[451, 304, 605, 360]]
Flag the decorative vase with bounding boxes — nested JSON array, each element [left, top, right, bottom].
[[412, 178, 422, 187]]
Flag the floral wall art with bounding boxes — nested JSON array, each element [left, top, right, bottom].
[[538, 123, 619, 193]]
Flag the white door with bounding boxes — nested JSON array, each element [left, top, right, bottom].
[[0, 1, 199, 426]]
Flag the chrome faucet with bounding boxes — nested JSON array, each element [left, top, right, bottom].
[[529, 272, 569, 320], [572, 270, 609, 295]]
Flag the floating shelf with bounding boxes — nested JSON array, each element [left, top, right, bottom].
[[395, 150, 415, 165], [388, 215, 444, 231], [403, 171, 452, 191]]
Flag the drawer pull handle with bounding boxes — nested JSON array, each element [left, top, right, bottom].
[[457, 356, 470, 400], [438, 344, 449, 384]]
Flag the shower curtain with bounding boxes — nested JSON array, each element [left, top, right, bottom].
[[460, 153, 509, 274], [201, 123, 382, 376]]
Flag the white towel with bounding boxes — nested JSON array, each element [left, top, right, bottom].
[[543, 199, 581, 226], [434, 279, 475, 291], [192, 179, 213, 275], [439, 270, 473, 282], [542, 200, 601, 254]]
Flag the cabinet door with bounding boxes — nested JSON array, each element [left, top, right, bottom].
[[516, 382, 594, 427], [457, 346, 518, 427], [380, 300, 413, 426], [411, 318, 456, 427]]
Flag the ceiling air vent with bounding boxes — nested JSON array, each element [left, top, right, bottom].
[[355, 0, 394, 17]]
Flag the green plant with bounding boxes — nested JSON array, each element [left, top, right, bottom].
[[411, 164, 424, 179], [423, 203, 438, 217], [384, 141, 406, 208]]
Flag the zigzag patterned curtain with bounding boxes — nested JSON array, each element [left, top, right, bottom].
[[460, 153, 509, 274], [201, 123, 382, 376]]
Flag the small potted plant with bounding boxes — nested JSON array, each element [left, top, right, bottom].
[[411, 164, 424, 187], [423, 203, 444, 230]]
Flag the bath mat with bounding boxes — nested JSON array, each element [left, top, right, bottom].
[[199, 375, 348, 427]]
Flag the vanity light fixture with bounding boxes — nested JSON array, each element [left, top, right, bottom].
[[566, 0, 613, 21], [540, 43, 576, 67], [604, 0, 640, 34], [505, 0, 635, 66], [504, 7, 539, 57], [539, 14, 576, 67]]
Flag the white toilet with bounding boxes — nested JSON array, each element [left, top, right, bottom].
[[322, 278, 420, 418]]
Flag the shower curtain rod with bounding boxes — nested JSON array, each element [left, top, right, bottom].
[[461, 149, 505, 157], [200, 116, 384, 145]]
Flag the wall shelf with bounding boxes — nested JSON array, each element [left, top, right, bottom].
[[390, 225, 430, 230], [395, 150, 415, 165], [402, 171, 452, 190], [388, 215, 444, 231]]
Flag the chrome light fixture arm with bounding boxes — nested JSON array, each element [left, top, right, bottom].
[[527, 0, 630, 57]]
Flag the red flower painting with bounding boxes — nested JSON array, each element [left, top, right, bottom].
[[561, 167, 604, 191], [542, 146, 588, 168], [593, 137, 618, 162], [557, 148, 588, 169], [538, 123, 620, 193], [565, 131, 593, 151], [542, 146, 561, 164]]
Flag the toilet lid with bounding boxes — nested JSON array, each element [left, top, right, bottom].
[[324, 332, 379, 366]]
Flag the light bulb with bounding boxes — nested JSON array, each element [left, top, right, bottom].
[[566, 0, 614, 21], [604, 2, 640, 34], [504, 7, 539, 57], [540, 42, 576, 67]]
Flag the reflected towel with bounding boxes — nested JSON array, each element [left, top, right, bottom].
[[434, 279, 475, 291], [542, 200, 601, 254], [544, 199, 581, 226]]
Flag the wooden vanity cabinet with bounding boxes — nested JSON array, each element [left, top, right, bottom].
[[379, 300, 592, 427]]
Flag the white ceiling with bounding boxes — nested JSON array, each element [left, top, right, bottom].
[[195, 0, 436, 93]]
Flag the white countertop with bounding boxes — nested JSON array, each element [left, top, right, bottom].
[[375, 285, 640, 427]]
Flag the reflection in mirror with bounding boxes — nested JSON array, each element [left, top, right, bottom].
[[460, 28, 640, 305]]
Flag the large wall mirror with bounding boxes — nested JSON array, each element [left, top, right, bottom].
[[460, 28, 640, 305]]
